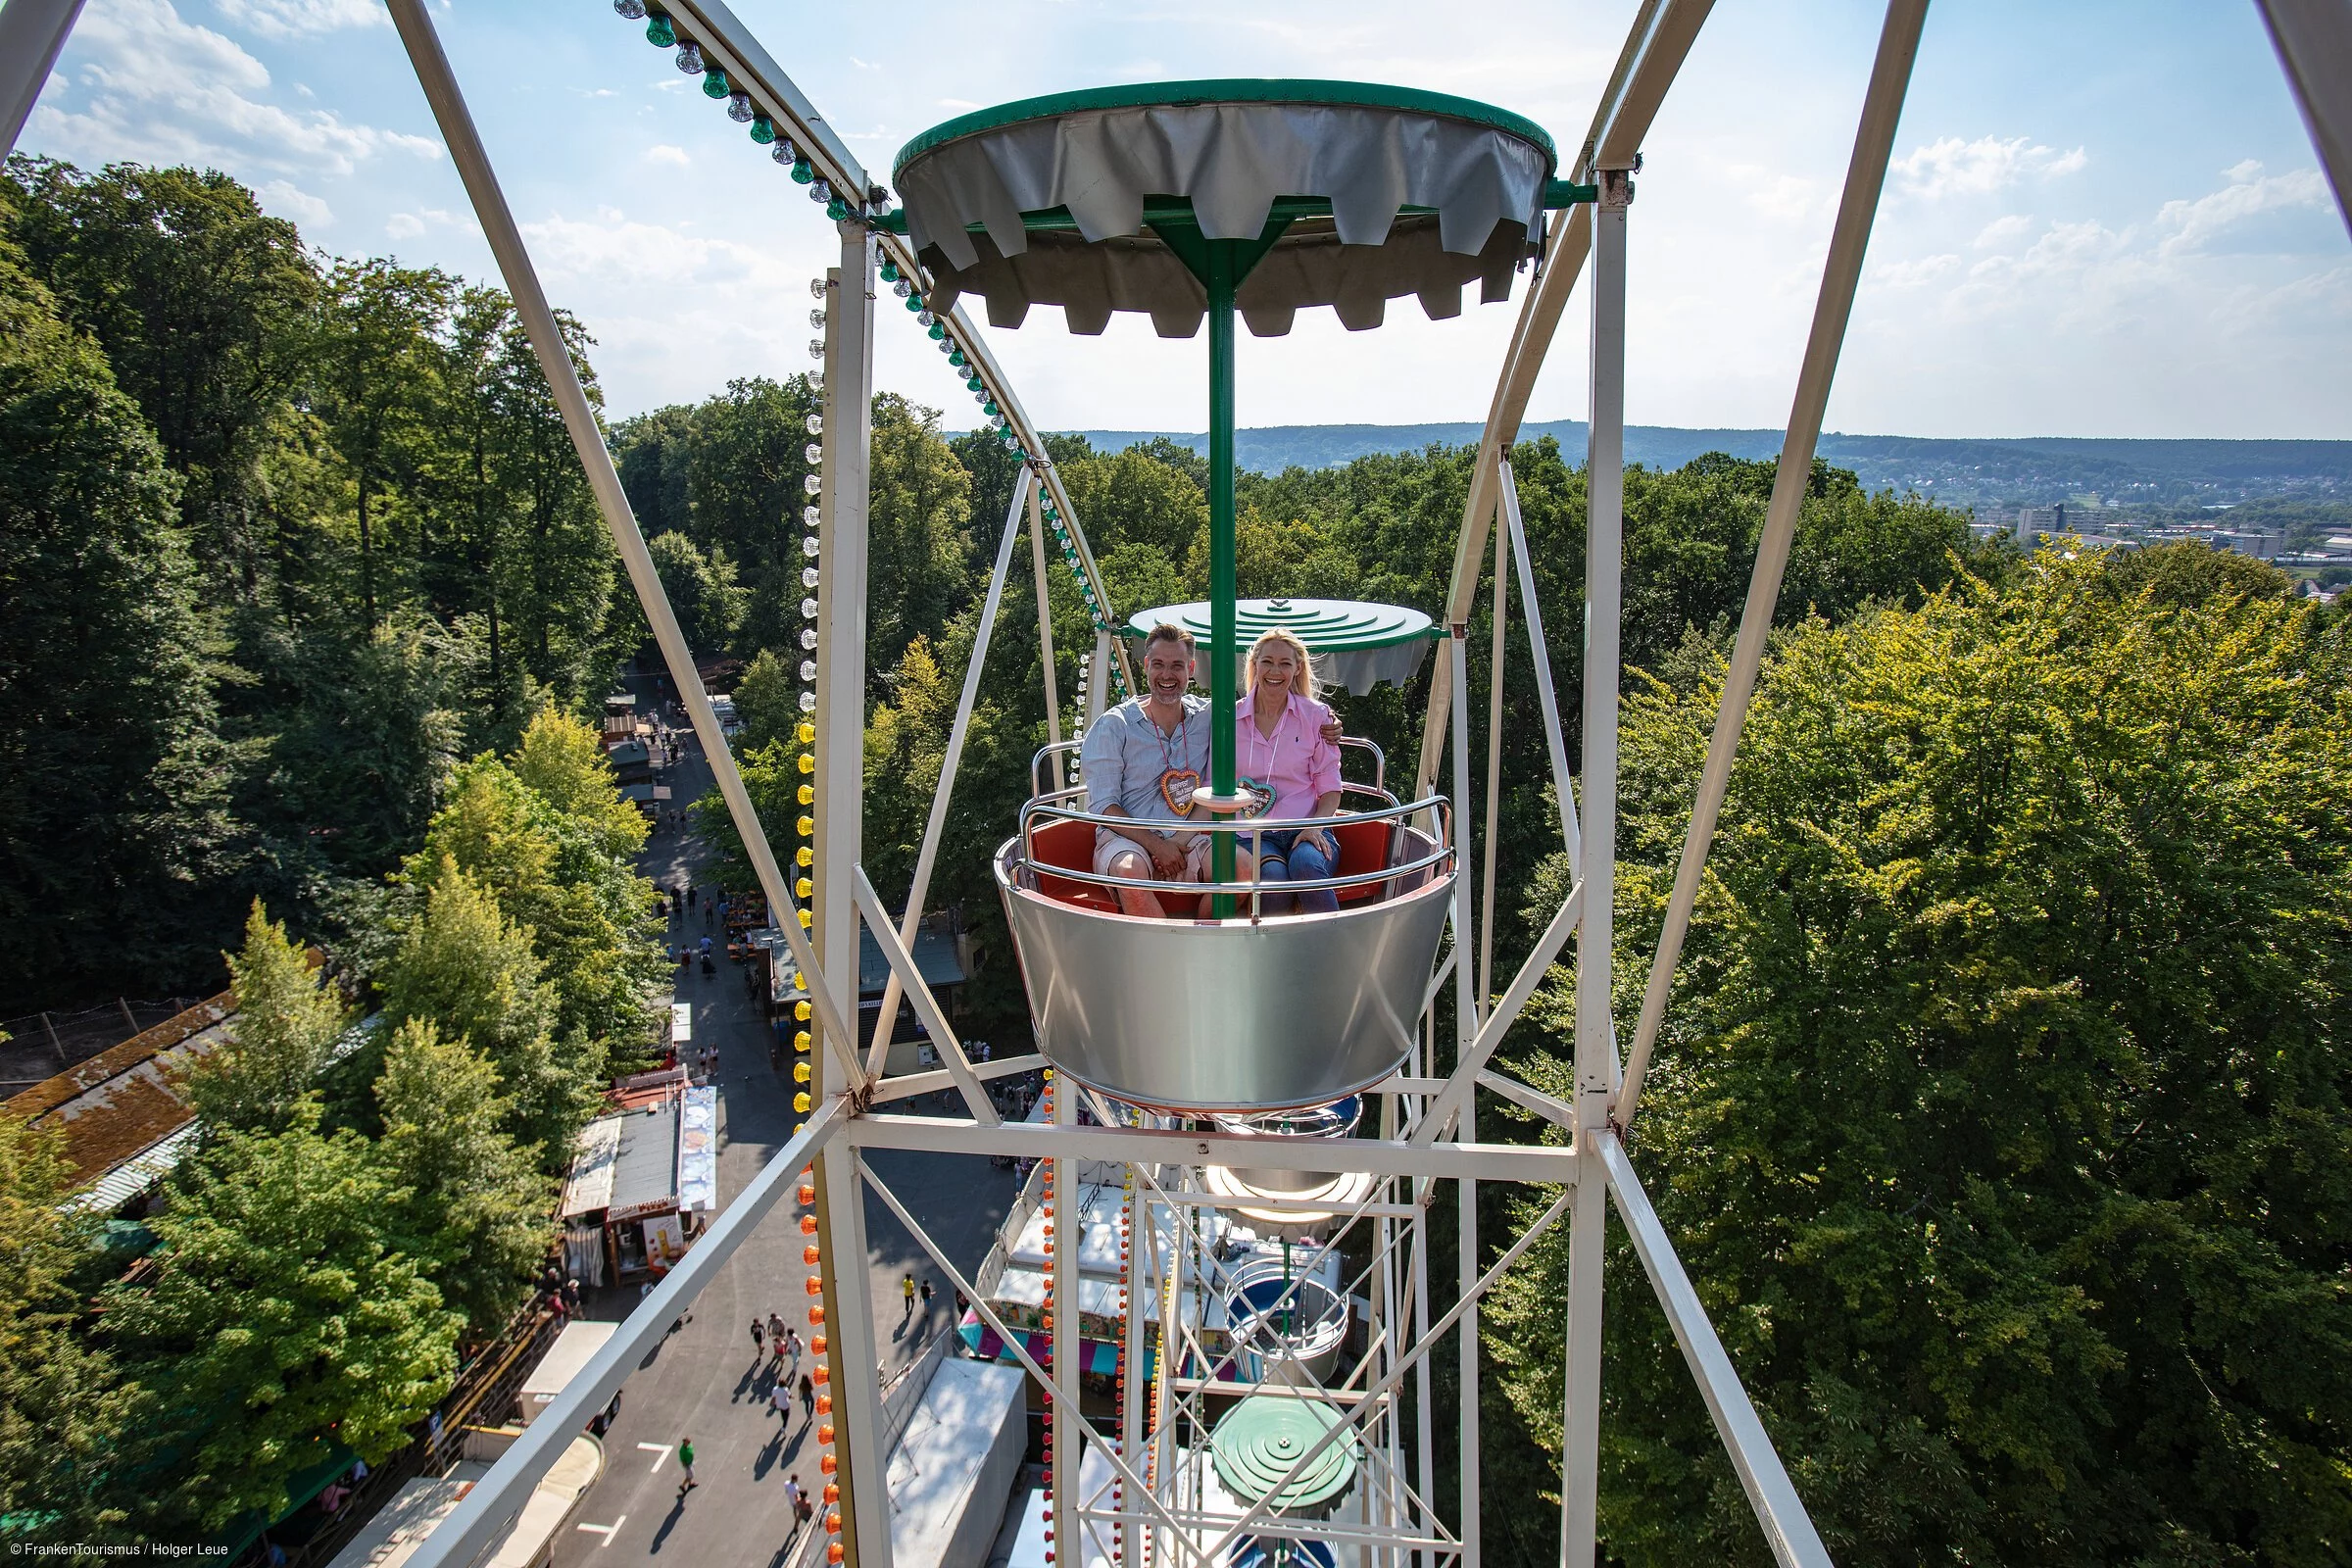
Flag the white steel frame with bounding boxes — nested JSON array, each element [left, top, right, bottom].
[[45, 0, 2352, 1565]]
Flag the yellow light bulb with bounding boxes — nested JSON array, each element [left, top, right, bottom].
[[797, 847, 813, 867], [798, 722, 815, 745], [795, 1030, 811, 1052], [795, 1000, 811, 1021], [796, 877, 812, 900], [797, 815, 813, 836], [794, 1091, 811, 1112], [798, 753, 815, 774], [798, 785, 814, 806], [798, 908, 812, 928], [794, 1061, 810, 1083]]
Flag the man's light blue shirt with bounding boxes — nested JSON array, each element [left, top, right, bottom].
[[1081, 694, 1209, 825]]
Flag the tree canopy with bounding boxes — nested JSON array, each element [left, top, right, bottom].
[[1487, 546, 2352, 1566]]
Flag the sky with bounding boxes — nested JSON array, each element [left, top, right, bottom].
[[20, 0, 2352, 439]]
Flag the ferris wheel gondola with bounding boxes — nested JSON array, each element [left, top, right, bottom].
[[894, 88, 1571, 1110]]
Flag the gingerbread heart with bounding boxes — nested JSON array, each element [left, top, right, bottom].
[[1158, 767, 1200, 817]]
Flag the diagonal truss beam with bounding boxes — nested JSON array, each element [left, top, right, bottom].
[[1415, 0, 1718, 804], [1410, 879, 1584, 1145], [865, 466, 1030, 1074], [1618, 0, 1930, 1128], [852, 865, 1000, 1124], [2257, 0, 2352, 237], [1596, 1131, 1832, 1568], [381, 0, 869, 1101], [405, 1097, 852, 1568]]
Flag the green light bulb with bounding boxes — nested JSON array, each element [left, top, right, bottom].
[[702, 68, 729, 99], [750, 116, 775, 145], [645, 13, 675, 46], [880, 261, 900, 283], [790, 160, 813, 184]]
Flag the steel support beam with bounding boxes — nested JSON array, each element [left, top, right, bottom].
[[846, 1114, 1580, 1185], [0, 0, 82, 157], [1559, 161, 1632, 1568], [2257, 0, 2352, 237], [1500, 459, 1581, 861], [1596, 1133, 1832, 1568], [1618, 0, 1929, 1128]]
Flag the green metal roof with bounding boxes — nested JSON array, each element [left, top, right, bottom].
[[1125, 598, 1439, 653], [895, 79, 1558, 182], [1210, 1395, 1362, 1511]]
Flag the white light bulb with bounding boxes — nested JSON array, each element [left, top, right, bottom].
[[803, 473, 822, 496], [675, 42, 703, 74], [802, 567, 820, 589], [806, 414, 822, 436], [772, 141, 795, 165], [612, 0, 645, 16], [802, 506, 819, 527], [802, 536, 821, 558], [800, 660, 817, 682], [808, 339, 824, 360], [808, 278, 826, 300], [800, 628, 818, 651], [799, 691, 816, 712], [801, 598, 819, 619], [804, 442, 821, 464], [808, 309, 826, 329], [893, 279, 911, 299], [727, 92, 755, 123], [809, 179, 831, 203]]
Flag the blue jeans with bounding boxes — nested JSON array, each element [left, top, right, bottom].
[[1246, 827, 1339, 914]]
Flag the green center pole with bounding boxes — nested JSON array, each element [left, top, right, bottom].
[[1207, 239, 1239, 917]]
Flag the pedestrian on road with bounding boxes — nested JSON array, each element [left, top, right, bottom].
[[767, 1312, 787, 1358], [798, 1372, 815, 1416], [901, 1274, 916, 1320], [751, 1317, 765, 1358], [770, 1378, 792, 1423], [676, 1438, 698, 1495], [786, 1475, 810, 1531], [919, 1279, 935, 1313], [781, 1326, 803, 1367]]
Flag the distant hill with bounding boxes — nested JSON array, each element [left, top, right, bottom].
[[1049, 422, 2352, 509]]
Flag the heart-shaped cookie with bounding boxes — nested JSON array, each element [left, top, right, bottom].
[[1158, 767, 1200, 817]]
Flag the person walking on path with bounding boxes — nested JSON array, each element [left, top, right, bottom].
[[901, 1274, 916, 1321], [769, 1377, 792, 1425], [750, 1317, 765, 1360], [676, 1438, 698, 1496], [798, 1371, 815, 1417], [786, 1475, 811, 1534], [767, 1311, 787, 1362], [919, 1279, 935, 1314], [781, 1326, 803, 1369]]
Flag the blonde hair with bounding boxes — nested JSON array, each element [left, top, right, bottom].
[[1247, 628, 1317, 704]]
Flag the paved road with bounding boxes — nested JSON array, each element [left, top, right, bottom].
[[550, 676, 1017, 1568]]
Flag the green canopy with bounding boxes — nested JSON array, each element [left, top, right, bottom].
[[1210, 1395, 1362, 1514], [1125, 598, 1439, 695]]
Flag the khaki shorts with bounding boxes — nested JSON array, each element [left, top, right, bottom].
[[1095, 827, 1213, 882]]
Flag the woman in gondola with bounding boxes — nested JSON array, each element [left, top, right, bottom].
[[1236, 628, 1343, 915]]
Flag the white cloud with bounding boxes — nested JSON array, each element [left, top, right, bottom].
[[937, 98, 983, 111], [1892, 135, 2088, 200], [211, 0, 385, 38], [1873, 253, 1962, 288], [30, 0, 438, 177], [643, 143, 690, 169], [1973, 214, 2034, 250], [2154, 161, 2329, 257], [385, 207, 458, 239], [257, 177, 329, 225]]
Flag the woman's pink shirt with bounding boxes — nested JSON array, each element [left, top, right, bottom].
[[1236, 690, 1341, 822]]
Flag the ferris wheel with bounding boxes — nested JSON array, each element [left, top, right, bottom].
[[3, 1, 2343, 1565]]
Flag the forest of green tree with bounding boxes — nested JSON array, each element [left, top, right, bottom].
[[2, 155, 2346, 1561]]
